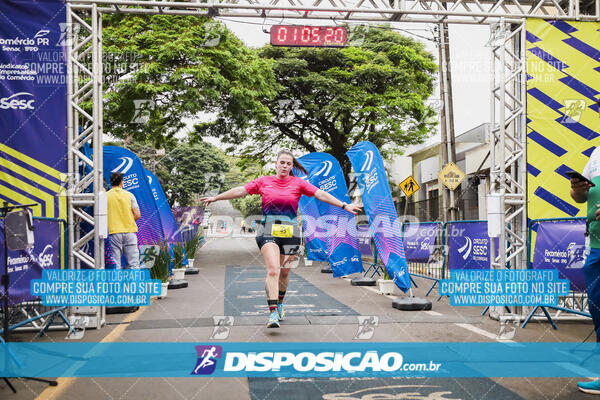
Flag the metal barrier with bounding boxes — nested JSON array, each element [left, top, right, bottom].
[[522, 218, 591, 329], [402, 222, 444, 296]]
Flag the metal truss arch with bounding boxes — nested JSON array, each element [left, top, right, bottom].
[[64, 0, 600, 327]]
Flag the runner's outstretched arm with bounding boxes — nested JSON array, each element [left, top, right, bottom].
[[313, 189, 363, 215], [200, 186, 249, 207]]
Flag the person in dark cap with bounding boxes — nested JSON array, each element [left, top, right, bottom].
[[107, 171, 141, 268]]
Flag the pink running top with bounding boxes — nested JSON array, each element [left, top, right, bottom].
[[244, 175, 318, 220]]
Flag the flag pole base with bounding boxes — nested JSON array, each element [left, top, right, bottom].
[[350, 276, 377, 286], [392, 296, 432, 311], [168, 279, 188, 289]]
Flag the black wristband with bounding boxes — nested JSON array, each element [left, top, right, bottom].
[[341, 202, 347, 210]]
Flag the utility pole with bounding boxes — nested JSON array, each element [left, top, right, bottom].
[[437, 18, 457, 222]]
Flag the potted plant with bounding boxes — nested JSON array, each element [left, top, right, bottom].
[[184, 234, 201, 268], [171, 243, 187, 280], [377, 270, 398, 295], [150, 244, 170, 298]]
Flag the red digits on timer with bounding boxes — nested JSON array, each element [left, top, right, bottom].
[[270, 25, 347, 47]]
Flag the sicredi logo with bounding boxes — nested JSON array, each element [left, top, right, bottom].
[[0, 92, 35, 110], [191, 345, 222, 375]]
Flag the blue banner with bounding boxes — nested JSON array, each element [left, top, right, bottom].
[[347, 142, 410, 291], [145, 169, 183, 243], [531, 219, 586, 293], [1, 218, 62, 305], [440, 269, 570, 306], [357, 224, 373, 257], [103, 146, 164, 245], [297, 153, 362, 276], [403, 223, 440, 263], [1, 342, 599, 377], [0, 0, 68, 220], [297, 197, 329, 262], [172, 206, 203, 242], [447, 221, 498, 270]]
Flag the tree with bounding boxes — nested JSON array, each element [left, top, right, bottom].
[[101, 15, 276, 148], [236, 196, 263, 218], [223, 155, 267, 217], [157, 141, 229, 207], [196, 26, 438, 179]]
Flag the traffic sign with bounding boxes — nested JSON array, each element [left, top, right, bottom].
[[438, 162, 466, 190], [399, 176, 420, 197]]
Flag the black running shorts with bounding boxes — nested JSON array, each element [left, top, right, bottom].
[[255, 219, 301, 255]]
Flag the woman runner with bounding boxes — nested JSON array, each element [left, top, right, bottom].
[[201, 150, 362, 328]]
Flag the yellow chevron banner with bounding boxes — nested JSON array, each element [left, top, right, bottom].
[[526, 19, 600, 220]]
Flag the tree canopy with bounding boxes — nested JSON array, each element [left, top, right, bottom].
[[101, 15, 276, 148], [155, 141, 229, 207], [195, 26, 438, 177]]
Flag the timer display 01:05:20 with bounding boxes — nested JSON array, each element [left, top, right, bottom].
[[270, 25, 348, 47]]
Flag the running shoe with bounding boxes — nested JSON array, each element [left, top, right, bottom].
[[266, 311, 280, 328], [277, 303, 285, 321], [578, 379, 600, 395]]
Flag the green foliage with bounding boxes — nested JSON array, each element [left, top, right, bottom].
[[156, 141, 229, 206], [234, 195, 263, 218], [172, 243, 185, 269], [223, 155, 265, 216], [101, 15, 276, 148], [199, 26, 437, 179], [150, 245, 170, 283], [223, 155, 265, 191], [184, 235, 201, 260]]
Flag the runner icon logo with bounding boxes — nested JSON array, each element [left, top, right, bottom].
[[191, 345, 223, 375], [210, 316, 234, 340], [353, 316, 378, 340]]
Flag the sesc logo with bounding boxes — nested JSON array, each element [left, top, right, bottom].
[[38, 245, 54, 268], [457, 237, 472, 260], [314, 161, 333, 177], [0, 92, 35, 111], [360, 150, 374, 172], [191, 345, 222, 375], [112, 157, 134, 174]]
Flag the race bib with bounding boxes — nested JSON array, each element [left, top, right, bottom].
[[271, 224, 293, 238]]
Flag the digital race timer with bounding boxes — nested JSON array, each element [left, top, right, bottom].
[[270, 25, 348, 47]]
